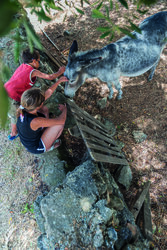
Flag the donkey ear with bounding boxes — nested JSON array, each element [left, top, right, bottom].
[[69, 40, 78, 56]]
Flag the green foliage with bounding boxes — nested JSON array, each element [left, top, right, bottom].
[[91, 0, 157, 40], [138, 0, 157, 6], [1, 64, 11, 82], [21, 203, 34, 214], [23, 20, 43, 52], [0, 0, 21, 37], [75, 7, 85, 15], [117, 0, 128, 9], [0, 81, 9, 128]]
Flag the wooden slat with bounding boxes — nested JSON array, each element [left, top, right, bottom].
[[67, 99, 128, 166], [91, 152, 129, 165], [73, 110, 109, 133], [68, 99, 109, 131], [143, 191, 153, 241], [87, 140, 125, 158], [78, 123, 119, 147], [131, 181, 150, 220], [75, 115, 114, 139], [84, 134, 121, 152]]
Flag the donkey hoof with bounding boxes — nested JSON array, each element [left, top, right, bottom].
[[117, 95, 122, 100], [108, 94, 113, 99], [148, 74, 153, 81]]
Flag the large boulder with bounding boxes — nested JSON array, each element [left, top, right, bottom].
[[34, 160, 150, 249]]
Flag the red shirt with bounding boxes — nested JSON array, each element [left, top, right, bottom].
[[4, 64, 36, 102]]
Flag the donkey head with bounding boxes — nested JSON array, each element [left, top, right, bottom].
[[64, 40, 102, 98]]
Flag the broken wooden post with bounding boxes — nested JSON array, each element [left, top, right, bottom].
[[131, 181, 153, 241], [143, 191, 153, 240], [131, 181, 150, 220]]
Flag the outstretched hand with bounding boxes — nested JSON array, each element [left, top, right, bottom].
[[58, 103, 66, 112], [58, 76, 68, 83], [58, 66, 66, 75]]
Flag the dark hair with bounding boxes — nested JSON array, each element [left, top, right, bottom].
[[22, 48, 40, 64]]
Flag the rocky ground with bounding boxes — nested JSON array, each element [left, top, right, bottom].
[[0, 0, 167, 249]]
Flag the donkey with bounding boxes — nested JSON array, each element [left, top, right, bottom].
[[64, 11, 167, 99]]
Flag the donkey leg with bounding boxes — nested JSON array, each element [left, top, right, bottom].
[[114, 80, 123, 100], [148, 58, 160, 81], [106, 82, 114, 99]]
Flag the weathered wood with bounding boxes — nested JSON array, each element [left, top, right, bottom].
[[86, 140, 125, 158], [68, 125, 81, 138], [75, 114, 116, 141], [78, 123, 119, 147], [42, 44, 65, 68], [67, 99, 109, 131], [83, 133, 123, 153], [143, 191, 153, 241], [131, 181, 150, 220], [90, 152, 129, 165], [67, 99, 128, 166], [75, 112, 110, 134], [72, 107, 109, 132], [41, 29, 68, 62]]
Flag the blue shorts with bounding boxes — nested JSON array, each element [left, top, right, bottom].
[[26, 139, 46, 154]]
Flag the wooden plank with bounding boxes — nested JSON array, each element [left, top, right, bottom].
[[73, 120, 127, 164], [72, 110, 109, 134], [83, 134, 122, 152], [75, 114, 115, 139], [91, 152, 129, 165], [78, 123, 119, 147], [67, 99, 128, 165], [131, 181, 150, 220], [86, 140, 125, 158], [143, 191, 153, 241], [67, 99, 109, 131]]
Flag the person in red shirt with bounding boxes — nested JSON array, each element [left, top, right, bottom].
[[4, 48, 66, 140]]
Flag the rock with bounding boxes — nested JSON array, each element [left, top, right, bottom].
[[132, 130, 147, 143], [34, 160, 149, 249], [107, 227, 118, 249], [107, 194, 125, 211], [38, 150, 66, 188], [97, 97, 107, 109], [104, 118, 116, 136], [114, 165, 132, 190]]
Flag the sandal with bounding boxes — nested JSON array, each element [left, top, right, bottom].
[[54, 139, 61, 149], [49, 139, 61, 151], [8, 134, 19, 141]]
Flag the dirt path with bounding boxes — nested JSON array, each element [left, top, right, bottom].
[[0, 129, 41, 249]]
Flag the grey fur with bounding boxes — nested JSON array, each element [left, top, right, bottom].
[[64, 11, 167, 99]]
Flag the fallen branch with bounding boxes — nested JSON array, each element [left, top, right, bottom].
[[41, 29, 68, 62]]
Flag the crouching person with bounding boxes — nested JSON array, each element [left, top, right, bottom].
[[16, 76, 67, 154]]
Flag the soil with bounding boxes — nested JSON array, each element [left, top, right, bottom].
[[0, 1, 167, 249]]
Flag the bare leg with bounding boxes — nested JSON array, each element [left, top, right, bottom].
[[41, 124, 64, 151], [11, 123, 17, 136]]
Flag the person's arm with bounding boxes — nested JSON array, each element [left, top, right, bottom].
[[30, 104, 67, 131], [44, 76, 68, 100], [31, 66, 66, 80]]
